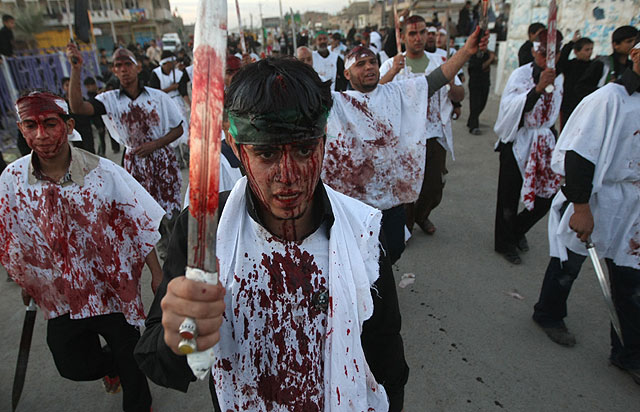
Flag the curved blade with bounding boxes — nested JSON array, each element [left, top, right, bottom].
[[586, 242, 624, 346], [12, 299, 37, 412]]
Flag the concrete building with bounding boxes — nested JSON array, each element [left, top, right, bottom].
[[0, 0, 177, 51]]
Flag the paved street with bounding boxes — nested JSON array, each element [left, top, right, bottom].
[[1, 82, 639, 411]]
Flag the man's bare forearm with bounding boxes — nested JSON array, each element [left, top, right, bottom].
[[69, 67, 95, 116], [440, 48, 472, 83]]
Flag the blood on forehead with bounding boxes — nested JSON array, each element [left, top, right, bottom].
[[16, 93, 67, 121]]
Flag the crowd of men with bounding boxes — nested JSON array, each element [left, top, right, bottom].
[[0, 7, 639, 412]]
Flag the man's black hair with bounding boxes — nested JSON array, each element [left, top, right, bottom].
[[332, 32, 341, 40], [225, 57, 332, 129], [528, 23, 546, 36], [83, 76, 96, 86], [573, 37, 594, 52], [612, 25, 639, 44], [61, 77, 70, 85], [160, 50, 175, 60], [2, 14, 14, 23]]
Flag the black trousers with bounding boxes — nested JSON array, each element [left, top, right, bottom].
[[534, 250, 640, 370], [382, 205, 407, 265], [467, 76, 490, 130], [494, 142, 553, 253], [406, 138, 447, 230], [47, 313, 152, 412]]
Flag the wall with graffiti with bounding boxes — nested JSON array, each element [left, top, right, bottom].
[[495, 0, 640, 94]]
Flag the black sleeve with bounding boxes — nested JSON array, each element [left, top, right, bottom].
[[561, 150, 595, 203], [334, 56, 348, 92], [556, 42, 573, 75], [88, 98, 107, 116], [178, 70, 190, 97], [361, 235, 409, 412], [575, 60, 604, 101], [523, 87, 542, 113], [134, 209, 196, 392], [148, 72, 161, 90]]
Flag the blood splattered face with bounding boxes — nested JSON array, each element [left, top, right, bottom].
[[402, 22, 427, 55], [236, 138, 324, 224], [16, 94, 73, 160]]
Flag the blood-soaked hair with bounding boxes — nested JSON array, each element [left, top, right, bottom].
[[225, 57, 333, 124], [402, 15, 426, 30]]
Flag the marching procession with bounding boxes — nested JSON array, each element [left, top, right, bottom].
[[0, 0, 639, 411]]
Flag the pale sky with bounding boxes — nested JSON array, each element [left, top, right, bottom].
[[170, 0, 351, 30]]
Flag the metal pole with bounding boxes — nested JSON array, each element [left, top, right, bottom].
[[64, 0, 74, 40]]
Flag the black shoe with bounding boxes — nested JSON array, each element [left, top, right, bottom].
[[517, 236, 529, 252], [610, 356, 640, 385], [534, 319, 576, 347], [498, 249, 521, 264], [469, 128, 482, 135]]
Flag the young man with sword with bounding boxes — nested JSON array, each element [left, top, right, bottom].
[[135, 58, 408, 411], [493, 28, 565, 264], [0, 90, 165, 411], [532, 36, 640, 386]]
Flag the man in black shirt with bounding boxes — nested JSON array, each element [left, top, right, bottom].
[[557, 33, 593, 128], [0, 14, 15, 57], [518, 23, 545, 67], [467, 49, 495, 134], [575, 25, 638, 100], [134, 58, 409, 412]]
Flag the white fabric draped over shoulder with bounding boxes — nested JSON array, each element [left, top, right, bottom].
[[548, 82, 640, 269]]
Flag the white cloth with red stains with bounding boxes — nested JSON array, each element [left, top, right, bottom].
[[0, 149, 164, 326], [97, 87, 183, 218], [548, 82, 640, 269], [380, 51, 461, 158], [312, 50, 340, 90], [213, 177, 388, 411], [323, 77, 430, 210], [494, 63, 564, 210]]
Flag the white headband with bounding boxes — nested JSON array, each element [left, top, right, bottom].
[[427, 27, 438, 33], [159, 56, 176, 65], [438, 28, 447, 35], [345, 51, 374, 70]]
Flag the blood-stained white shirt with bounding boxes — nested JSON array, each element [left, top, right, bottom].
[[380, 51, 462, 157], [0, 148, 165, 326], [549, 82, 640, 269], [213, 178, 388, 411], [323, 77, 429, 210], [494, 63, 564, 210], [96, 87, 184, 217]]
